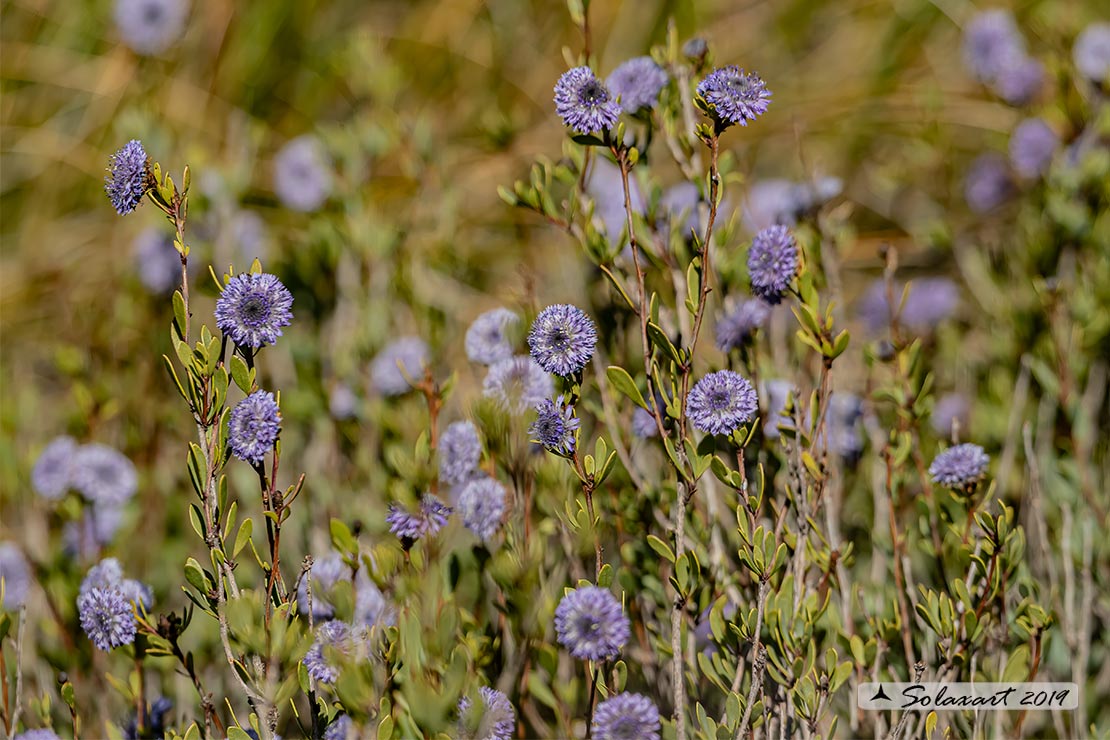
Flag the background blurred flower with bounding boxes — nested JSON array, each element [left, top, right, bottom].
[[457, 686, 515, 740], [592, 693, 661, 740], [113, 0, 189, 56], [1010, 118, 1059, 178], [1073, 22, 1110, 83], [439, 421, 482, 485], [606, 57, 669, 113], [457, 476, 506, 542], [370, 337, 429, 396], [32, 435, 77, 500], [273, 135, 333, 212], [483, 356, 553, 414], [964, 153, 1014, 214], [716, 298, 771, 351], [0, 543, 31, 609], [747, 225, 798, 304], [70, 444, 137, 506], [962, 10, 1024, 83], [465, 308, 518, 366]]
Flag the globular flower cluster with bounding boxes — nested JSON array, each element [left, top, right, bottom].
[[114, 0, 189, 56], [962, 10, 1043, 105], [105, 140, 150, 215], [592, 693, 662, 740], [715, 298, 771, 352], [554, 586, 630, 661], [1074, 23, 1110, 84], [457, 686, 516, 740], [465, 308, 519, 366], [687, 370, 759, 436], [0, 543, 31, 610], [483, 356, 553, 414], [215, 272, 294, 349], [964, 153, 1014, 214], [930, 443, 990, 490], [303, 620, 362, 684], [80, 558, 153, 611], [133, 228, 186, 295], [386, 495, 452, 547], [747, 225, 798, 304], [529, 396, 580, 455], [859, 278, 960, 334], [1009, 118, 1058, 179], [371, 337, 429, 396], [273, 135, 333, 212], [456, 476, 506, 542], [323, 715, 352, 740], [554, 67, 620, 134], [70, 444, 138, 507], [31, 435, 78, 500], [77, 587, 137, 651], [528, 304, 598, 377], [696, 66, 771, 128], [296, 552, 392, 627], [228, 391, 282, 465], [14, 730, 61, 740], [743, 176, 842, 233], [606, 56, 669, 114], [439, 421, 483, 486]]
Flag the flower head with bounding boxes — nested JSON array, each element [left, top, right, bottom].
[[606, 57, 669, 113], [215, 273, 294, 349], [528, 304, 598, 376], [78, 587, 136, 650], [483, 356, 554, 414], [303, 621, 359, 684], [631, 407, 659, 439], [439, 421, 482, 486], [370, 337, 429, 396], [32, 435, 78, 500], [296, 552, 347, 621], [687, 370, 759, 436], [554, 586, 630, 661], [1074, 22, 1110, 83], [79, 558, 152, 611], [63, 504, 125, 560], [466, 309, 519, 366], [15, 730, 60, 740], [0, 543, 31, 610], [747, 225, 798, 304], [328, 383, 359, 420], [529, 397, 580, 455], [993, 53, 1044, 105], [458, 686, 516, 740], [105, 140, 150, 215], [716, 299, 772, 352], [554, 67, 620, 133], [592, 693, 661, 740], [1009, 118, 1058, 179], [228, 391, 281, 465], [386, 495, 452, 546], [124, 697, 173, 740], [859, 278, 959, 333], [114, 0, 188, 56], [929, 443, 990, 490], [133, 227, 184, 295], [71, 444, 137, 507], [932, 393, 970, 438], [456, 476, 506, 542], [273, 135, 332, 212], [962, 10, 1024, 83], [964, 153, 1014, 214], [323, 716, 352, 740], [696, 66, 771, 128]]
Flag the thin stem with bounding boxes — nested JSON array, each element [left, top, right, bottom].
[[736, 580, 769, 740], [585, 665, 600, 739]]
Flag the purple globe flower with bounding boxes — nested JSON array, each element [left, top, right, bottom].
[[63, 503, 125, 560], [687, 370, 759, 436], [273, 135, 332, 212], [964, 153, 1014, 214], [631, 407, 658, 439], [70, 444, 137, 507], [133, 227, 183, 295], [0, 543, 31, 609], [215, 273, 294, 349], [592, 693, 661, 740], [743, 179, 797, 232], [992, 53, 1044, 105], [114, 0, 188, 56], [370, 337, 429, 396], [323, 716, 352, 740], [747, 225, 798, 304], [606, 56, 669, 113], [456, 476, 506, 542], [228, 391, 281, 465], [902, 278, 960, 330], [929, 443, 990, 490], [78, 587, 136, 650], [296, 552, 347, 621], [303, 620, 358, 684], [386, 494, 452, 546], [32, 435, 77, 500], [716, 298, 772, 351], [439, 421, 482, 486], [554, 67, 620, 133], [696, 66, 772, 128], [1074, 22, 1110, 83], [528, 304, 598, 376], [457, 686, 516, 740], [465, 309, 519, 366], [529, 397, 580, 455], [483, 356, 554, 414], [79, 558, 152, 611], [962, 10, 1024, 83], [105, 140, 150, 215], [932, 393, 970, 438], [1010, 118, 1058, 179], [554, 586, 630, 661]]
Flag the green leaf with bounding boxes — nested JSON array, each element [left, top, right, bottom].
[[377, 714, 394, 740], [646, 535, 676, 563], [234, 519, 253, 557], [571, 134, 605, 147], [172, 290, 187, 339], [184, 558, 209, 594], [330, 518, 358, 558], [597, 563, 613, 588], [647, 322, 681, 367], [606, 366, 649, 410], [230, 354, 252, 394], [226, 729, 253, 740]]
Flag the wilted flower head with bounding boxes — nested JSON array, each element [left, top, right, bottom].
[[716, 298, 772, 351], [114, 0, 188, 55], [457, 476, 506, 542], [964, 153, 1014, 214], [386, 495, 452, 546], [215, 273, 294, 349], [32, 435, 77, 500], [929, 443, 990, 490], [228, 391, 281, 465], [606, 57, 669, 113], [0, 543, 31, 610], [483, 356, 554, 414], [273, 135, 332, 212], [962, 10, 1024, 83], [78, 587, 136, 650], [631, 407, 659, 439], [687, 370, 759, 436], [528, 304, 598, 376], [1009, 118, 1058, 178], [747, 225, 798, 304], [1074, 22, 1110, 83], [303, 620, 360, 684], [458, 686, 516, 740], [439, 421, 482, 486], [696, 66, 772, 128], [932, 393, 970, 438], [554, 586, 630, 661], [592, 693, 662, 740], [133, 228, 184, 294], [370, 337, 429, 396], [466, 308, 519, 366], [105, 140, 150, 215], [530, 397, 580, 455], [993, 52, 1044, 105], [71, 444, 137, 507], [554, 67, 620, 133]]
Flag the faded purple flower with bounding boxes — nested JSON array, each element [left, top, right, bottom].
[[228, 391, 281, 465], [528, 304, 598, 376], [859, 278, 959, 333], [1074, 23, 1110, 83], [71, 444, 137, 507], [105, 140, 150, 215], [456, 476, 506, 542], [962, 10, 1024, 83], [554, 67, 620, 133], [273, 135, 332, 212], [993, 53, 1044, 105], [303, 621, 358, 684], [687, 370, 759, 436], [386, 495, 451, 546], [370, 337, 429, 396], [439, 421, 482, 486], [592, 693, 661, 740], [554, 586, 629, 661], [716, 299, 772, 351], [114, 0, 188, 56], [15, 730, 60, 740], [929, 443, 990, 489], [483, 356, 554, 414], [133, 228, 184, 294], [78, 587, 136, 650], [63, 504, 125, 560], [328, 383, 359, 421], [631, 407, 658, 439], [1009, 118, 1058, 178], [964, 153, 1014, 214], [32, 436, 77, 500], [697, 66, 772, 128], [606, 57, 669, 113], [530, 397, 580, 455], [0, 543, 31, 609], [457, 686, 516, 740], [215, 273, 294, 349], [747, 225, 798, 304], [323, 716, 352, 740], [466, 309, 519, 366]]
